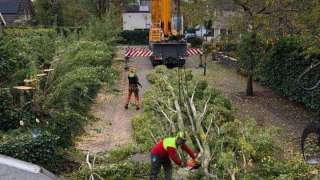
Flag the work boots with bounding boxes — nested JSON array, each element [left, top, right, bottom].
[[125, 104, 140, 111]]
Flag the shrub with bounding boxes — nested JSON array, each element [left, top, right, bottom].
[[119, 30, 149, 45], [189, 37, 203, 47], [222, 41, 238, 53]]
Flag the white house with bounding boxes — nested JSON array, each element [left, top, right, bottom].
[[212, 3, 239, 40], [122, 1, 151, 31]]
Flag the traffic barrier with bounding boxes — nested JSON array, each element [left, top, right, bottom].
[[124, 47, 203, 58]]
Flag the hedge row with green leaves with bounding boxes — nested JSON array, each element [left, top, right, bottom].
[[119, 30, 149, 45], [236, 35, 320, 110], [259, 36, 320, 110], [0, 15, 119, 171]]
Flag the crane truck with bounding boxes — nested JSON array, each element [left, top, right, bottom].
[[149, 0, 187, 67]]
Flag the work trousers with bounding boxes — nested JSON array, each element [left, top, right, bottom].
[[126, 84, 140, 107], [150, 154, 172, 180]]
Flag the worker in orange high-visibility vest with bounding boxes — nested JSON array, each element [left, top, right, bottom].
[[150, 132, 197, 180]]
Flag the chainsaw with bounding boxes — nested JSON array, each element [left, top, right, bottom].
[[184, 159, 201, 170]]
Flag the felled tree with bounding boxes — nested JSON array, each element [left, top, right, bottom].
[[146, 66, 232, 178], [143, 66, 315, 179]]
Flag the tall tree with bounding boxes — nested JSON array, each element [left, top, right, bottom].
[[230, 0, 279, 96], [34, 0, 63, 26]]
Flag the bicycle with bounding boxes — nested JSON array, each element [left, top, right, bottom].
[[298, 61, 320, 164]]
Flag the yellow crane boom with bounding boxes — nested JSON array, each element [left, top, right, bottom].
[[150, 0, 172, 42]]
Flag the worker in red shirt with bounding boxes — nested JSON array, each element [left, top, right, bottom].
[[150, 132, 197, 180]]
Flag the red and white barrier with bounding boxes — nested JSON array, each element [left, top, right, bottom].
[[124, 47, 203, 58], [125, 48, 153, 57], [187, 48, 203, 56]]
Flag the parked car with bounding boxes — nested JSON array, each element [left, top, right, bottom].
[[184, 32, 196, 42]]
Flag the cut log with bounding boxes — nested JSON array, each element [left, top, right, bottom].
[[43, 69, 55, 73], [36, 73, 47, 78], [23, 79, 37, 83], [13, 86, 35, 91]]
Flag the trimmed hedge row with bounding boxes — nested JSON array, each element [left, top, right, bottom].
[[259, 36, 320, 110], [235, 35, 319, 110]]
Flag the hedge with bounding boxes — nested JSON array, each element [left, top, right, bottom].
[[0, 131, 60, 170], [260, 36, 320, 110], [119, 30, 149, 45]]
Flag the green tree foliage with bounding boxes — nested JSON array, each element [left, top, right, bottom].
[[59, 0, 90, 26], [81, 13, 121, 45], [34, 0, 63, 26], [3, 28, 57, 86], [237, 32, 265, 82], [34, 0, 133, 26]]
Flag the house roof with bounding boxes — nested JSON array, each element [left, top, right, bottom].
[[124, 4, 149, 13], [0, 0, 20, 14]]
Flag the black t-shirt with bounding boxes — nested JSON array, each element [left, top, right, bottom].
[[128, 74, 141, 86]]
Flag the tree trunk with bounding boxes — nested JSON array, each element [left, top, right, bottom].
[[246, 31, 256, 96], [246, 74, 253, 96]]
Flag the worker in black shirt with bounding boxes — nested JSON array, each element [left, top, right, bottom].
[[125, 67, 142, 110]]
